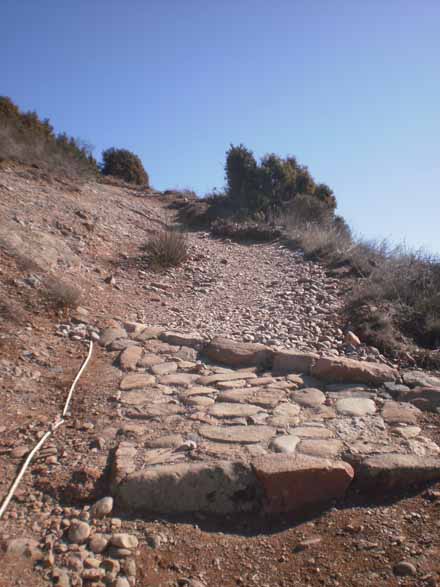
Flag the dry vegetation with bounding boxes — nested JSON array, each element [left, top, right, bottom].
[[142, 227, 189, 270]]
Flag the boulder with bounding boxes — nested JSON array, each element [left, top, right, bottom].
[[354, 453, 440, 491], [311, 356, 398, 385], [272, 350, 319, 375], [115, 461, 259, 513], [204, 337, 272, 368], [402, 370, 440, 388], [252, 454, 354, 512], [100, 326, 127, 347]]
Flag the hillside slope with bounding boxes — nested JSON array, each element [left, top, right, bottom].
[[1, 164, 440, 587]]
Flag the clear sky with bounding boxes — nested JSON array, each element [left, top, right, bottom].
[[2, 0, 440, 252]]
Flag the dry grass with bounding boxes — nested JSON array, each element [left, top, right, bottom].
[[43, 277, 82, 310], [143, 228, 189, 270]]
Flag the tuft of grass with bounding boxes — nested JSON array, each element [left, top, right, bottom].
[[143, 228, 189, 270], [43, 278, 82, 310]]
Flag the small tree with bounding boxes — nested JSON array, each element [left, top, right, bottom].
[[225, 144, 259, 212], [101, 148, 149, 186]]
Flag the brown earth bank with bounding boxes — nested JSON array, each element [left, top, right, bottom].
[[1, 163, 440, 587]]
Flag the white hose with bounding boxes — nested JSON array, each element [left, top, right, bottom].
[[0, 339, 94, 521]]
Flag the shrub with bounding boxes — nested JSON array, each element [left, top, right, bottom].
[[211, 219, 281, 242], [43, 278, 82, 310], [101, 148, 149, 186], [0, 96, 98, 178], [143, 228, 188, 269]]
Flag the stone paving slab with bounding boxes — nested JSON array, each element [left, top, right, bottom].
[[103, 324, 440, 515]]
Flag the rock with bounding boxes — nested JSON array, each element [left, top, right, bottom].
[[101, 558, 121, 575], [138, 353, 163, 367], [112, 577, 131, 587], [297, 439, 343, 458], [115, 461, 258, 513], [184, 395, 215, 407], [100, 327, 127, 347], [204, 337, 272, 367], [123, 321, 146, 336], [52, 568, 70, 587], [123, 558, 136, 577], [119, 373, 155, 390], [67, 520, 91, 544], [290, 388, 326, 407], [382, 401, 421, 424], [151, 361, 178, 376], [159, 373, 199, 386], [197, 372, 257, 385], [198, 425, 275, 444], [399, 387, 440, 412], [89, 534, 109, 554], [293, 537, 322, 551], [355, 454, 440, 490], [344, 331, 361, 346], [272, 350, 319, 375], [402, 371, 440, 388], [335, 398, 376, 417], [118, 346, 143, 371], [272, 403, 301, 418], [311, 356, 398, 385], [134, 326, 164, 341], [270, 435, 300, 454], [145, 434, 184, 448], [90, 496, 113, 519], [110, 534, 139, 550], [393, 561, 417, 577], [11, 445, 29, 459], [160, 331, 205, 349], [119, 391, 149, 405], [5, 537, 42, 561], [110, 338, 139, 351], [208, 403, 263, 418], [289, 426, 334, 439], [392, 425, 421, 439], [253, 454, 354, 512]]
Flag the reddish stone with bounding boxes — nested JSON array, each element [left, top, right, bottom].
[[252, 454, 354, 512]]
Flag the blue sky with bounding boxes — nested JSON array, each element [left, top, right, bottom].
[[2, 0, 440, 252]]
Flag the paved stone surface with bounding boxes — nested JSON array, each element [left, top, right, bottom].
[[102, 324, 440, 515]]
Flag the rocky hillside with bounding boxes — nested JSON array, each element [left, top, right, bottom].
[[1, 163, 440, 587]]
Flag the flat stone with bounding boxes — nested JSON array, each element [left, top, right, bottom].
[[123, 321, 147, 336], [119, 391, 150, 405], [126, 403, 184, 418], [198, 425, 275, 444], [289, 426, 334, 439], [100, 326, 127, 347], [138, 353, 163, 368], [382, 401, 421, 424], [134, 326, 164, 341], [335, 398, 376, 417], [270, 435, 300, 454], [402, 370, 440, 388], [197, 372, 257, 385], [118, 346, 143, 371], [145, 434, 184, 448], [272, 350, 319, 375], [209, 403, 264, 418], [89, 534, 109, 554], [204, 337, 272, 367], [151, 362, 178, 376], [110, 338, 139, 351], [290, 388, 326, 407], [399, 387, 440, 412], [216, 379, 247, 389], [297, 439, 344, 458], [253, 454, 354, 512], [159, 373, 199, 386], [312, 356, 398, 385], [116, 461, 259, 513], [392, 426, 421, 439], [120, 373, 155, 390], [217, 389, 255, 403], [160, 331, 205, 349], [181, 386, 217, 397], [175, 346, 199, 361], [185, 395, 215, 407], [272, 403, 301, 418], [248, 376, 277, 386], [355, 454, 440, 490]]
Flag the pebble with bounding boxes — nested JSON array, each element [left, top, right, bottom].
[[90, 496, 114, 519], [67, 520, 91, 544]]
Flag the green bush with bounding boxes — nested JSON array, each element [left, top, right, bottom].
[[0, 96, 98, 178], [101, 148, 149, 186]]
